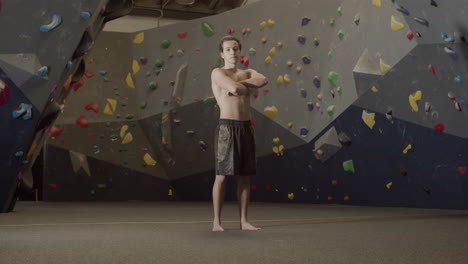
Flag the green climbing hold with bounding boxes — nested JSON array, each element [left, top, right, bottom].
[[97, 184, 107, 189], [154, 59, 164, 68], [161, 39, 171, 49], [337, 87, 343, 96], [140, 101, 147, 109], [328, 51, 333, 59], [330, 18, 335, 26], [202, 22, 215, 37], [337, 6, 343, 16], [125, 114, 134, 120], [149, 81, 158, 90], [327, 105, 336, 116], [203, 97, 217, 106], [328, 71, 338, 86], [338, 30, 345, 40], [342, 160, 355, 173]]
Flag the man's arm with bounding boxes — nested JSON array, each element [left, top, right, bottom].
[[211, 68, 249, 96], [239, 69, 268, 88]]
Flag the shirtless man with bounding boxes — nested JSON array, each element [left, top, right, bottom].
[[211, 36, 268, 231]]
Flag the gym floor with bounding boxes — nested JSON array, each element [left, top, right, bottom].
[[1, 201, 467, 264]]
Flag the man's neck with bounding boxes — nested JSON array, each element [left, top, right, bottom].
[[223, 63, 238, 71]]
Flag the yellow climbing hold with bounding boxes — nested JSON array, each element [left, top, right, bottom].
[[132, 60, 140, 75], [409, 90, 422, 112], [107, 98, 117, 112], [264, 106, 278, 119], [386, 182, 393, 189], [122, 132, 133, 144], [277, 75, 284, 85], [403, 144, 412, 154], [133, 32, 144, 44], [283, 74, 291, 83], [120, 125, 129, 138], [362, 110, 376, 129], [103, 104, 112, 115], [269, 47, 276, 57], [268, 19, 275, 27], [265, 56, 272, 64], [273, 145, 285, 156], [371, 86, 379, 92], [260, 21, 267, 30], [143, 153, 157, 166], [372, 0, 381, 7], [126, 73, 135, 88], [391, 15, 405, 31], [288, 193, 294, 200], [273, 137, 280, 144], [380, 58, 391, 73]]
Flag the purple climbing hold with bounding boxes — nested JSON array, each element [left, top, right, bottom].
[[301, 17, 311, 26], [313, 76, 321, 88], [300, 127, 309, 138], [444, 47, 458, 61], [302, 56, 311, 64], [139, 56, 148, 65], [313, 38, 319, 47], [396, 6, 410, 16], [298, 35, 307, 45], [300, 89, 307, 98], [307, 102, 314, 111], [414, 17, 429, 27]]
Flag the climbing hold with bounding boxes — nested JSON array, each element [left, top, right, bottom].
[[396, 6, 410, 16], [409, 90, 422, 112], [414, 17, 429, 27], [226, 26, 235, 34], [287, 122, 294, 128], [273, 137, 280, 144], [40, 14, 62, 32], [302, 17, 311, 26], [302, 56, 311, 64], [263, 87, 269, 93], [297, 35, 306, 45], [428, 64, 436, 74], [265, 56, 272, 64], [430, 0, 438, 7], [288, 193, 294, 200], [307, 102, 314, 111], [330, 18, 335, 27], [328, 72, 338, 86], [386, 182, 393, 189], [331, 180, 338, 186], [434, 123, 445, 132], [380, 58, 391, 73], [80, 11, 91, 20], [259, 21, 267, 30], [362, 110, 376, 129], [300, 89, 307, 98], [400, 168, 407, 176], [317, 94, 323, 101], [154, 59, 164, 68], [407, 31, 414, 40], [337, 30, 345, 40], [296, 66, 302, 73], [201, 22, 215, 37], [84, 70, 94, 79], [342, 160, 355, 173], [444, 47, 458, 61], [143, 153, 157, 166], [37, 66, 48, 77], [337, 6, 343, 16], [176, 49, 185, 57], [126, 73, 135, 88], [354, 14, 361, 25], [300, 127, 308, 137], [403, 144, 412, 154], [12, 103, 32, 120], [386, 110, 393, 121], [448, 92, 456, 101], [240, 55, 249, 67], [85, 102, 99, 113], [269, 47, 276, 57], [0, 79, 10, 105], [120, 125, 129, 139], [424, 102, 431, 114], [454, 76, 463, 84], [132, 60, 140, 75], [457, 166, 468, 174], [328, 51, 333, 59], [337, 87, 343, 96], [248, 48, 257, 56], [161, 39, 171, 49], [199, 141, 208, 151], [327, 105, 336, 116], [338, 132, 351, 145], [313, 38, 319, 47], [148, 81, 157, 91], [122, 132, 133, 144], [372, 0, 381, 7], [133, 32, 144, 44], [125, 114, 134, 120], [48, 126, 63, 138], [267, 19, 275, 27], [315, 102, 321, 109], [276, 75, 284, 85], [344, 195, 350, 201], [371, 86, 379, 92], [283, 74, 291, 83], [454, 101, 462, 112], [391, 16, 405, 31], [313, 76, 321, 88], [75, 116, 89, 128], [177, 32, 188, 38], [287, 60, 294, 67], [264, 106, 278, 119]]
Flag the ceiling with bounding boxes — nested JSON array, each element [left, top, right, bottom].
[[130, 0, 248, 19]]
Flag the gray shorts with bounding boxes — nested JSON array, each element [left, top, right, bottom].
[[214, 119, 256, 176]]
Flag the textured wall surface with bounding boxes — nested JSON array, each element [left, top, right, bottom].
[[41, 0, 468, 209]]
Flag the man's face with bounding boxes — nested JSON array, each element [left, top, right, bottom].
[[220, 40, 240, 64]]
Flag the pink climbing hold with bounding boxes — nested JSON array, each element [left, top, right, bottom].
[[227, 26, 235, 34], [84, 70, 94, 79], [85, 102, 99, 113], [0, 79, 10, 104], [76, 115, 89, 128], [428, 64, 436, 74], [73, 79, 84, 91], [434, 123, 444, 132]]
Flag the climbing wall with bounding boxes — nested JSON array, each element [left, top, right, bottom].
[[0, 0, 132, 212], [42, 0, 468, 209]]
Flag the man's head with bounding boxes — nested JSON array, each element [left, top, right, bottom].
[[219, 36, 242, 65]]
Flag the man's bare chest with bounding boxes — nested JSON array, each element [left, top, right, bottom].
[[223, 70, 249, 82]]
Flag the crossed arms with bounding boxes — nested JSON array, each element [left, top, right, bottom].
[[211, 68, 268, 96]]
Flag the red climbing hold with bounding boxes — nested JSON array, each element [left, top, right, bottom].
[[76, 115, 89, 128], [48, 184, 57, 188], [84, 70, 94, 78], [227, 26, 235, 34], [73, 79, 84, 91], [265, 184, 272, 191], [406, 31, 414, 40], [177, 32, 188, 39], [434, 123, 444, 132], [251, 185, 257, 191], [458, 166, 468, 174], [428, 64, 436, 74], [240, 55, 249, 67], [0, 79, 9, 104], [85, 102, 99, 113], [88, 133, 96, 138], [59, 138, 65, 144], [48, 125, 64, 138]]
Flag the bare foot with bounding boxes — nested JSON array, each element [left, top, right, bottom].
[[241, 222, 261, 231], [212, 223, 225, 232]]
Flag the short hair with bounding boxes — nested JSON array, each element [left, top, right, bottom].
[[218, 36, 242, 52]]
